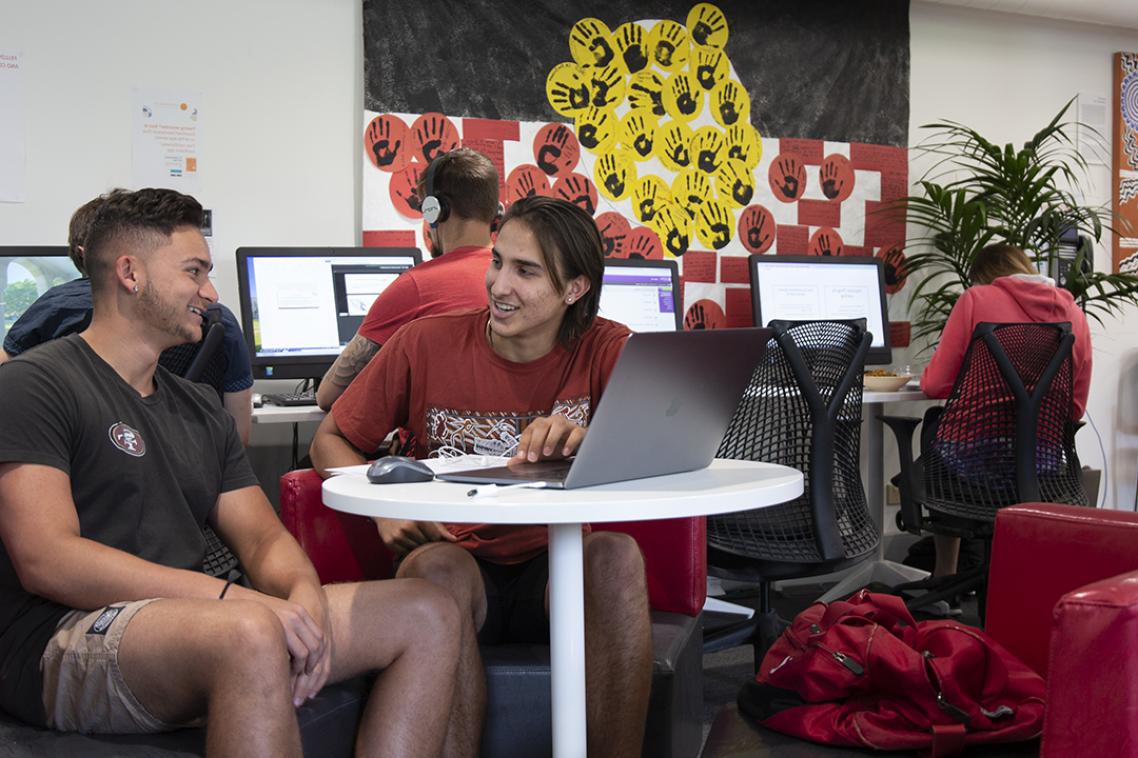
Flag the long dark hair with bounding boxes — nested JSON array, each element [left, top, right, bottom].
[[500, 196, 604, 345]]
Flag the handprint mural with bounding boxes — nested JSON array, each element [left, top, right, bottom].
[[362, 1, 910, 333]]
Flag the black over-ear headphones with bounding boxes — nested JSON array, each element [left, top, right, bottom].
[[420, 153, 450, 228]]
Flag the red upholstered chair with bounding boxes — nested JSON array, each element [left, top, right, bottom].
[[279, 468, 706, 758], [986, 502, 1138, 758]]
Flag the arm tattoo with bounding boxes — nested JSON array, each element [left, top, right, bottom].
[[328, 335, 380, 387]]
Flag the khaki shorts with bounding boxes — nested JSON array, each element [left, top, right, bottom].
[[40, 598, 187, 734]]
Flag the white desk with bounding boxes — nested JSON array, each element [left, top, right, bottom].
[[251, 404, 325, 425], [323, 459, 803, 758], [252, 405, 325, 467]]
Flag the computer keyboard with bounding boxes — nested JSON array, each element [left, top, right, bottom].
[[262, 391, 318, 407]]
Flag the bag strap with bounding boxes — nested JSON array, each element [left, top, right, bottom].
[[926, 723, 967, 757]]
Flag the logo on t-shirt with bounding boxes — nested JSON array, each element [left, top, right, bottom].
[[108, 422, 146, 457]]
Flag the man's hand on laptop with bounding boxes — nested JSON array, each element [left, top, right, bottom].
[[513, 415, 584, 463], [374, 517, 457, 556]]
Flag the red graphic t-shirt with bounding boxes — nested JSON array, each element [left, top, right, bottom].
[[333, 310, 631, 563]]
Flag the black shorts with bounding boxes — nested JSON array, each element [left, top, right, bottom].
[[476, 554, 550, 645]]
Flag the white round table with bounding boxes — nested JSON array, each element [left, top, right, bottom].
[[323, 458, 803, 758]]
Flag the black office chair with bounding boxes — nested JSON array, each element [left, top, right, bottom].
[[705, 320, 879, 670], [883, 322, 1087, 617]]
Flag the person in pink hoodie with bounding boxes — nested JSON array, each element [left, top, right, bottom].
[[920, 243, 1092, 577]]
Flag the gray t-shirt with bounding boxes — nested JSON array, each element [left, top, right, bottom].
[[0, 335, 258, 725]]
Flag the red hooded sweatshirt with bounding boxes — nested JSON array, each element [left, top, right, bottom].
[[920, 275, 1092, 418]]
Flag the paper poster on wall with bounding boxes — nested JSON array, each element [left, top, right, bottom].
[[131, 90, 202, 193], [1113, 53, 1138, 274], [0, 49, 27, 203]]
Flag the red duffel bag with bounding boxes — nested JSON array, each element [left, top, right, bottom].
[[738, 590, 1044, 756]]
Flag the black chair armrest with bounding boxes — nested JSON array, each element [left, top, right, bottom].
[[880, 414, 924, 533]]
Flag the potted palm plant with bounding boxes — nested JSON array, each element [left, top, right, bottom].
[[898, 99, 1138, 349]]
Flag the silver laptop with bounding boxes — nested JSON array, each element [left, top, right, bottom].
[[437, 327, 772, 489]]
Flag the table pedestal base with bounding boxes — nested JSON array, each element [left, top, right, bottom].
[[548, 523, 587, 758]]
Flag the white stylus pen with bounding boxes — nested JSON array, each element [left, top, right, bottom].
[[466, 481, 550, 498]]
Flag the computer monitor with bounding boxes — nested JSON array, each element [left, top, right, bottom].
[[597, 259, 681, 332], [749, 254, 892, 365], [236, 247, 422, 380], [1, 247, 82, 345]]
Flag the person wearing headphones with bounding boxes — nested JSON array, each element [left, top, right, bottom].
[[315, 147, 501, 411], [310, 196, 652, 757]]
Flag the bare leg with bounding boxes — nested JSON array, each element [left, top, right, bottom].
[[580, 531, 652, 758], [396, 543, 488, 758], [323, 578, 463, 758], [118, 599, 301, 758], [933, 534, 961, 577]]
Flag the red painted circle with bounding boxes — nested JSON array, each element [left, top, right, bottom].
[[505, 164, 553, 205], [596, 212, 633, 258], [818, 153, 855, 202], [683, 299, 726, 330], [552, 172, 599, 217], [808, 227, 844, 256], [623, 226, 664, 260], [767, 153, 807, 203], [364, 114, 411, 173], [738, 204, 776, 254], [409, 113, 461, 164], [389, 162, 425, 218], [533, 122, 582, 177]]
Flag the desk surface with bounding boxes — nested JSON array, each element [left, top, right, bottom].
[[251, 404, 326, 424], [322, 459, 803, 524]]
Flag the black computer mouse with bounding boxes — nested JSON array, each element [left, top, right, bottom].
[[366, 455, 435, 484]]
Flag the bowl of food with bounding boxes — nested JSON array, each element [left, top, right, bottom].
[[863, 369, 914, 392]]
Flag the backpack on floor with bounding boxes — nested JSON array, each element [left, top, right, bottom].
[[738, 590, 1044, 756]]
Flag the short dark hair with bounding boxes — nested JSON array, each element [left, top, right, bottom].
[[67, 189, 129, 275], [969, 242, 1037, 285], [416, 147, 500, 224], [500, 196, 604, 345], [84, 188, 204, 293]]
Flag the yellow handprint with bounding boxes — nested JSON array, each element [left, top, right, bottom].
[[647, 20, 689, 72], [686, 3, 729, 48], [620, 111, 658, 160], [546, 62, 591, 117], [691, 125, 726, 174], [656, 121, 694, 172], [632, 175, 671, 224], [569, 18, 619, 70], [711, 80, 750, 128], [663, 73, 703, 122]]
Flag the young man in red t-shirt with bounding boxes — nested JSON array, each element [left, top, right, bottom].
[[311, 196, 652, 756], [316, 147, 500, 410]]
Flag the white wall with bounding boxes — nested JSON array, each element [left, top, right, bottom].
[[0, 0, 363, 307], [2, 0, 1135, 506], [911, 2, 1138, 509]]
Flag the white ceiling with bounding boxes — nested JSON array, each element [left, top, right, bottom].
[[920, 0, 1138, 30]]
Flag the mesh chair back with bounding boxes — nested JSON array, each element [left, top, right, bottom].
[[923, 322, 1086, 522], [158, 307, 228, 399], [708, 320, 878, 564]]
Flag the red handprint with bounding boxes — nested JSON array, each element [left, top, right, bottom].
[[809, 227, 844, 256], [553, 173, 598, 216], [595, 212, 632, 258], [819, 153, 855, 202], [624, 226, 664, 260], [389, 162, 425, 219], [533, 123, 581, 177], [683, 299, 726, 330], [506, 164, 552, 205], [768, 154, 806, 202], [410, 113, 460, 163], [364, 114, 410, 172], [738, 205, 775, 254]]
